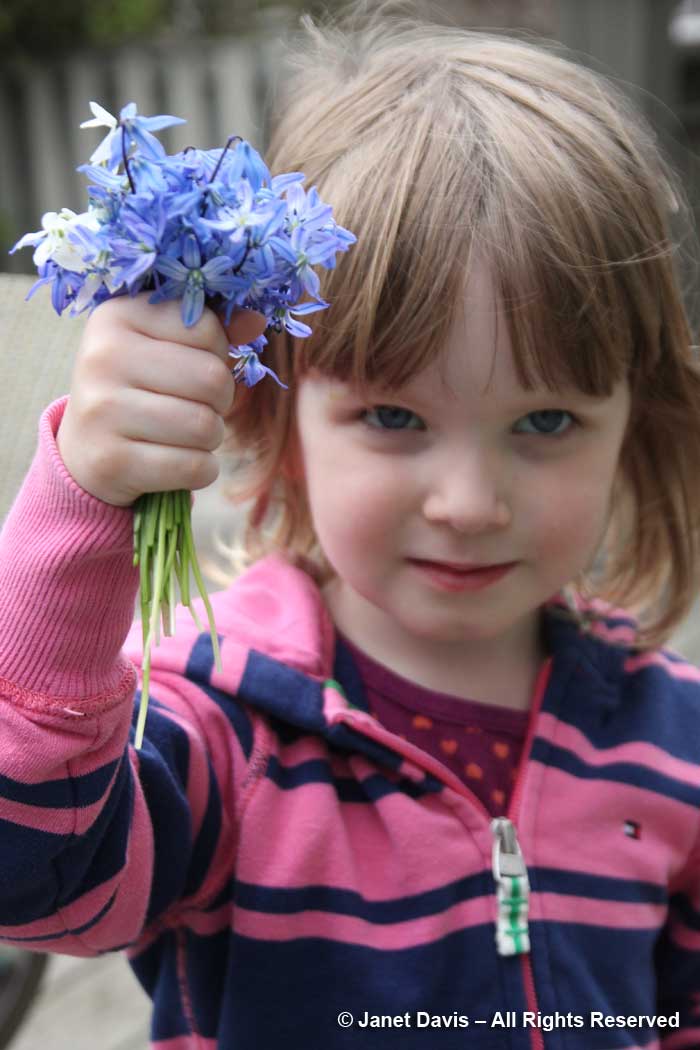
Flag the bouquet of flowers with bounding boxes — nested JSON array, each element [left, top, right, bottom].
[[12, 102, 356, 748]]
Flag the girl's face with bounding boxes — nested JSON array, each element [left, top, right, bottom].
[[293, 261, 631, 689]]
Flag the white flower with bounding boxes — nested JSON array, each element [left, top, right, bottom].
[[72, 268, 120, 313], [13, 209, 98, 272], [80, 101, 119, 166]]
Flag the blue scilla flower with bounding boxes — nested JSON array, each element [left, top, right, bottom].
[[281, 299, 330, 339], [150, 233, 241, 326], [269, 172, 306, 196], [80, 101, 185, 170], [228, 338, 288, 389], [201, 178, 287, 247], [284, 182, 333, 234], [126, 152, 172, 196], [75, 163, 129, 194], [270, 223, 339, 300], [174, 146, 219, 181], [109, 196, 169, 290], [216, 139, 272, 194], [24, 259, 87, 315], [11, 100, 358, 752], [12, 100, 356, 388]]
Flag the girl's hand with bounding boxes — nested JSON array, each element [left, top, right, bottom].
[[56, 294, 267, 508]]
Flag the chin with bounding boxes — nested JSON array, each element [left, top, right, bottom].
[[393, 611, 494, 644]]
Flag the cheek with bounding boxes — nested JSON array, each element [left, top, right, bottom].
[[526, 465, 617, 562], [303, 448, 408, 547]]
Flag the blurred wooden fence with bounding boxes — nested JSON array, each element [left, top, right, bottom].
[[1, 1, 694, 276], [0, 34, 285, 273]]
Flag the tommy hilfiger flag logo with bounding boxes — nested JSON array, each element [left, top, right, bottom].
[[623, 820, 641, 839]]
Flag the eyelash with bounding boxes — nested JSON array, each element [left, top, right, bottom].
[[361, 405, 581, 438]]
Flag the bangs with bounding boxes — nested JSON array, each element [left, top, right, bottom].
[[287, 77, 482, 397], [272, 30, 677, 403]]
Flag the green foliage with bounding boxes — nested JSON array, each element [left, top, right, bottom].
[[0, 0, 170, 58], [85, 0, 170, 46]]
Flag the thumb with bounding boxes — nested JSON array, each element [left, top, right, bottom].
[[222, 308, 268, 347]]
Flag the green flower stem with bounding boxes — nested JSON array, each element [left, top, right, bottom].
[[132, 489, 223, 750]]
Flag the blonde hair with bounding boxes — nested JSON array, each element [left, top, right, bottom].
[[207, 0, 700, 650]]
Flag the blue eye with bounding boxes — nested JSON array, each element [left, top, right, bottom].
[[515, 410, 576, 437], [363, 405, 424, 430], [361, 406, 578, 437]]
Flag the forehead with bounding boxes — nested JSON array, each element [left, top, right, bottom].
[[413, 259, 626, 411], [433, 259, 507, 400], [409, 259, 548, 407], [314, 260, 512, 403], [300, 253, 629, 411]]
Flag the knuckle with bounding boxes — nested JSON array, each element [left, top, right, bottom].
[[191, 403, 222, 449], [80, 386, 116, 429], [188, 450, 219, 490], [80, 329, 120, 378], [201, 353, 221, 390], [202, 355, 232, 409], [78, 327, 107, 369], [210, 413, 226, 450], [88, 296, 128, 337]]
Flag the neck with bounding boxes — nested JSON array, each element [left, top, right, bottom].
[[322, 579, 547, 712]]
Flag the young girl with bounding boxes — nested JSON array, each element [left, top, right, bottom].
[[2, 3, 700, 1048]]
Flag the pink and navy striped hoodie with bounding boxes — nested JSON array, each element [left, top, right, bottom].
[[1, 395, 700, 1050]]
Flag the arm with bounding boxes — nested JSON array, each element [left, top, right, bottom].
[[0, 397, 256, 956]]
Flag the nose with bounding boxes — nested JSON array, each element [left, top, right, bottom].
[[421, 445, 512, 533]]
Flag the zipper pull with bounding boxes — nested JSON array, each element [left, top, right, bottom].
[[491, 817, 531, 957]]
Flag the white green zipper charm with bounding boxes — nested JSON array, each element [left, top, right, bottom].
[[491, 817, 531, 956]]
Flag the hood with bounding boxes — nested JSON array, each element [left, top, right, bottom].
[[142, 552, 632, 750]]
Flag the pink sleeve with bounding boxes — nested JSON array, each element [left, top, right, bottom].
[[0, 397, 254, 957], [0, 395, 139, 700]]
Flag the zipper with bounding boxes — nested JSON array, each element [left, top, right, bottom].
[[329, 657, 553, 1048], [491, 817, 531, 956], [503, 661, 552, 1050], [490, 817, 544, 1049]]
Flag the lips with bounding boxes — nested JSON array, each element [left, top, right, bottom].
[[410, 558, 515, 573], [407, 557, 517, 593]]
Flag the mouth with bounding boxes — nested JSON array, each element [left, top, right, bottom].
[[406, 558, 518, 593], [409, 558, 517, 573]]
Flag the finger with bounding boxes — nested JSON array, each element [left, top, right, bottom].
[[122, 440, 221, 495], [107, 336, 235, 417], [115, 388, 226, 451], [222, 308, 268, 347]]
